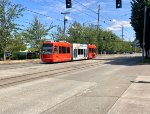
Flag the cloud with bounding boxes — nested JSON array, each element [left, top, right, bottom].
[[107, 19, 131, 31], [65, 16, 73, 21], [83, 1, 97, 7], [38, 11, 48, 15]]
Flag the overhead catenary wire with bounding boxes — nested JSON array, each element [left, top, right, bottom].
[[13, 0, 134, 41], [26, 9, 63, 22], [55, 0, 98, 19], [73, 0, 113, 22], [11, 1, 64, 24], [27, 0, 115, 27], [55, 0, 112, 24]]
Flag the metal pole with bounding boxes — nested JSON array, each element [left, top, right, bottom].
[[97, 5, 100, 30], [64, 15, 66, 34], [97, 5, 100, 54], [122, 24, 124, 40], [142, 6, 147, 62], [61, 12, 70, 39]]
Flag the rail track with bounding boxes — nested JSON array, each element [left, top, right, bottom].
[[0, 62, 42, 70], [0, 60, 105, 88], [0, 59, 102, 70]]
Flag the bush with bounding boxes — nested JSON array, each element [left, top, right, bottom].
[[27, 52, 36, 59], [11, 52, 27, 60], [11, 52, 39, 60]]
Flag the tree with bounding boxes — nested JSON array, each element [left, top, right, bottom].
[[52, 26, 66, 41], [68, 21, 83, 43], [0, 0, 25, 60], [131, 0, 150, 58], [23, 16, 55, 53], [7, 33, 26, 53], [67, 21, 131, 54]]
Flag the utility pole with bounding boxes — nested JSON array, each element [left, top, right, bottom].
[[61, 12, 70, 38], [122, 24, 124, 40], [97, 5, 100, 30], [142, 6, 147, 62], [97, 5, 100, 54]]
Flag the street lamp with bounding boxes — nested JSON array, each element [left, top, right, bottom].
[[61, 12, 70, 37]]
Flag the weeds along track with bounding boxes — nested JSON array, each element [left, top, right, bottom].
[[0, 61, 104, 88]]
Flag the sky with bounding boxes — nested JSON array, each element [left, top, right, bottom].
[[12, 0, 135, 41]]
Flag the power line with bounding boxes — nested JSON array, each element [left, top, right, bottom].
[[54, 0, 112, 26], [25, 0, 98, 25], [114, 13, 131, 19], [40, 0, 113, 26], [26, 9, 63, 22], [16, 20, 31, 25], [74, 0, 97, 14], [56, 0, 112, 23], [14, 1, 133, 38], [73, 0, 113, 22], [55, 0, 98, 19], [12, 1, 64, 23]]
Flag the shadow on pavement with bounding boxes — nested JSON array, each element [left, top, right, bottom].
[[94, 56, 146, 66], [131, 81, 150, 84]]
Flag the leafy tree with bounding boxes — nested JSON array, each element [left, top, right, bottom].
[[82, 25, 98, 44], [54, 21, 133, 54], [52, 26, 66, 41], [0, 0, 25, 60], [7, 33, 26, 53], [131, 0, 150, 58], [23, 16, 55, 53], [68, 21, 83, 43]]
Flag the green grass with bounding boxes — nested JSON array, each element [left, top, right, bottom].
[[142, 57, 150, 64]]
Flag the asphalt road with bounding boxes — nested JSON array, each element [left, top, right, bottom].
[[1, 54, 150, 114]]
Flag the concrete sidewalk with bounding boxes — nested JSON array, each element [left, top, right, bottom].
[[108, 71, 150, 114]]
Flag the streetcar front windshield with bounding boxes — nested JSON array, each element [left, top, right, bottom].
[[42, 44, 53, 54]]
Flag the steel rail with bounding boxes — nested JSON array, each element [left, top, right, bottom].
[[0, 61, 104, 88]]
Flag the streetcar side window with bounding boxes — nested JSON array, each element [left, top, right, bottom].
[[89, 48, 90, 53], [78, 49, 83, 55], [42, 44, 53, 54], [78, 49, 80, 55], [81, 49, 83, 55], [67, 47, 70, 53], [62, 47, 66, 53], [59, 46, 62, 54], [89, 48, 93, 53], [54, 46, 58, 54], [92, 48, 94, 53]]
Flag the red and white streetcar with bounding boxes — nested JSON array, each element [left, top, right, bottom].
[[41, 41, 96, 63]]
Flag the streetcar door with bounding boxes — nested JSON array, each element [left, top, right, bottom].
[[86, 49, 88, 58], [74, 49, 77, 59], [84, 49, 86, 57], [54, 46, 59, 62]]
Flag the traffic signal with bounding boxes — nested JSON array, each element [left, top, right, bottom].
[[66, 0, 72, 8], [116, 0, 122, 8]]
